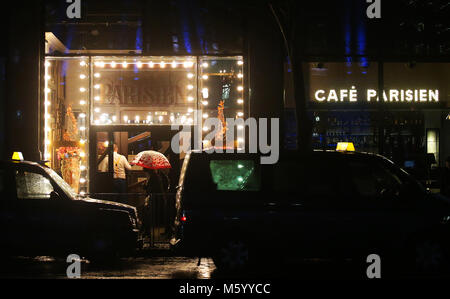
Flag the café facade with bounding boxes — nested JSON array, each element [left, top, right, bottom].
[[43, 51, 245, 195], [304, 61, 450, 173]]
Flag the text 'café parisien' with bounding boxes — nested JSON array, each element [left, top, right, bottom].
[[314, 88, 440, 103]]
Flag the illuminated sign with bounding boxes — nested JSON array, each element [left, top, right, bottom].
[[314, 88, 439, 103]]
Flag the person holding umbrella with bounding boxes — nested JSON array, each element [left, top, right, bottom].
[[131, 151, 172, 241]]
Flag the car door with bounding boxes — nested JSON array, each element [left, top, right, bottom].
[[13, 165, 67, 254], [0, 163, 22, 254], [270, 154, 354, 259], [344, 157, 432, 255]]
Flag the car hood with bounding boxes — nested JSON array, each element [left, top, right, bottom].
[[76, 197, 137, 217]]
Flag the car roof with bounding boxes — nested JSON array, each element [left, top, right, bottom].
[[189, 149, 387, 161]]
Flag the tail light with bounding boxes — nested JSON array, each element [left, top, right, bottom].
[[180, 216, 187, 222]]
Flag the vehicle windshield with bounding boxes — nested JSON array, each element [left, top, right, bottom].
[[45, 168, 78, 199]]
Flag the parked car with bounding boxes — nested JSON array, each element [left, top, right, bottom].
[[0, 159, 142, 260], [170, 150, 450, 273]]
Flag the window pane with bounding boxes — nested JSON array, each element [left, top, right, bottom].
[[209, 160, 260, 191], [348, 161, 402, 198], [44, 57, 89, 195], [304, 158, 342, 198], [16, 171, 54, 199]]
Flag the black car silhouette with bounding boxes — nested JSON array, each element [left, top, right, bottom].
[[171, 150, 450, 274], [0, 160, 141, 260]]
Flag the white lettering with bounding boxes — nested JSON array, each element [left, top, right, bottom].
[[315, 90, 326, 102], [66, 0, 81, 19]]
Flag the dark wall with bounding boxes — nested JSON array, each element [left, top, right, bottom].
[[5, 1, 43, 161], [247, 3, 284, 120]]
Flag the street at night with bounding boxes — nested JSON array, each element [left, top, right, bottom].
[[0, 0, 450, 295]]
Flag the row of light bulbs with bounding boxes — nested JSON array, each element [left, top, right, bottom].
[[44, 59, 88, 195], [83, 60, 244, 69]]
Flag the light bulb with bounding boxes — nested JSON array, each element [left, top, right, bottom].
[[94, 73, 101, 78], [171, 61, 177, 68], [80, 87, 86, 92], [149, 61, 154, 68], [237, 73, 244, 79], [122, 61, 128, 68], [80, 100, 86, 105], [202, 62, 208, 68], [137, 62, 143, 68], [160, 61, 166, 68], [237, 61, 244, 65], [187, 96, 194, 102], [79, 113, 86, 118], [202, 75, 208, 80], [94, 96, 100, 101], [111, 61, 116, 68], [80, 61, 86, 66], [237, 99, 244, 104], [237, 86, 244, 92], [80, 74, 86, 79], [94, 84, 100, 89], [202, 88, 209, 99], [202, 101, 208, 106], [187, 73, 194, 79], [187, 85, 194, 90], [184, 61, 194, 68]]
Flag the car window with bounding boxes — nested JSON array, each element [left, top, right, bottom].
[[347, 160, 402, 199], [305, 160, 342, 198], [209, 160, 260, 191], [272, 156, 342, 201], [15, 170, 54, 199]]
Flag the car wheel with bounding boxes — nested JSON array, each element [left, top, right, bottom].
[[213, 239, 249, 272], [414, 239, 447, 274]]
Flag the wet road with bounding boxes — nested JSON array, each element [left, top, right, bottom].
[[0, 254, 446, 279], [0, 255, 217, 279]]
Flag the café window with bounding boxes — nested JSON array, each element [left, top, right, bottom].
[[43, 58, 89, 195]]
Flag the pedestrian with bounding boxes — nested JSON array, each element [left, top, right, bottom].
[[142, 168, 171, 242], [441, 156, 450, 197], [99, 144, 132, 201]]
